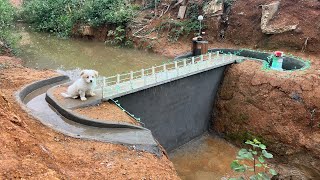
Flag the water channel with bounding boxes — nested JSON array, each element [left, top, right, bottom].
[[18, 28, 243, 179]]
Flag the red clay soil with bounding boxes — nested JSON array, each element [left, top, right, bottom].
[[129, 0, 319, 56], [0, 56, 179, 179], [75, 102, 141, 126], [52, 86, 140, 126], [226, 0, 320, 53], [213, 54, 320, 177]]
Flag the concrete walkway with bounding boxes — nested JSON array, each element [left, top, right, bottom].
[[98, 53, 246, 100]]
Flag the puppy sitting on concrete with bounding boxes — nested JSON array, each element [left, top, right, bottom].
[[61, 69, 98, 101]]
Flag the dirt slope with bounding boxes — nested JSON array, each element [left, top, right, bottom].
[[0, 56, 179, 179], [225, 0, 320, 52], [213, 53, 320, 177]]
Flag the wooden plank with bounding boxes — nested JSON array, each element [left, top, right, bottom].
[[177, 6, 187, 19]]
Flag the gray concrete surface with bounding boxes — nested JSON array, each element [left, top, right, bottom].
[[116, 66, 227, 151], [46, 84, 143, 129], [16, 76, 161, 156]]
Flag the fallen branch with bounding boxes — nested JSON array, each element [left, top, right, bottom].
[[132, 25, 148, 36], [159, 4, 171, 18]]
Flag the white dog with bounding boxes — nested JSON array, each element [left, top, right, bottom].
[[61, 70, 98, 101]]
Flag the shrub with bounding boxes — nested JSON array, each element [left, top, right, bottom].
[[230, 139, 278, 180], [0, 0, 17, 54], [106, 25, 133, 47], [157, 19, 202, 42], [22, 0, 136, 37]]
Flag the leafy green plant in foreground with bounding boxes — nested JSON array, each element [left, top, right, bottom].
[[230, 139, 277, 180]]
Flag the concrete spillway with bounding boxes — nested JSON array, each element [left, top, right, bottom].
[[116, 66, 227, 151], [17, 48, 309, 153]]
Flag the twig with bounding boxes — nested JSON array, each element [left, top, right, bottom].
[[160, 5, 171, 18], [133, 25, 148, 36], [301, 37, 309, 52]]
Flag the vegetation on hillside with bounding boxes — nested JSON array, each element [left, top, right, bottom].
[[22, 0, 136, 37], [0, 0, 17, 54]]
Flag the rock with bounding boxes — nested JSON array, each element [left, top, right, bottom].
[[203, 0, 223, 15], [261, 1, 298, 34]]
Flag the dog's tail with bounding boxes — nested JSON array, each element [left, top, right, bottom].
[[61, 92, 71, 98]]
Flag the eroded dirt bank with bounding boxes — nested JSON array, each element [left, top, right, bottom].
[[213, 56, 320, 177], [0, 56, 178, 179], [227, 0, 320, 52]]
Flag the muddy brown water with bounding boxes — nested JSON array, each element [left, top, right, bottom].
[[18, 28, 242, 179], [169, 134, 240, 180], [18, 27, 169, 76]]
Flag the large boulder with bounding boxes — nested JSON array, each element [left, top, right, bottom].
[[261, 1, 297, 34]]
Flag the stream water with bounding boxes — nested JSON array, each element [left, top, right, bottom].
[[17, 28, 243, 179], [169, 134, 240, 180], [18, 27, 168, 76]]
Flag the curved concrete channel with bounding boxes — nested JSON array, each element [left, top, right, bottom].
[[16, 76, 161, 155]]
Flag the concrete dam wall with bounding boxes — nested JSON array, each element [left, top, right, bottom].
[[116, 66, 227, 151]]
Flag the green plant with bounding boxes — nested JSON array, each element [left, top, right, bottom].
[[230, 139, 278, 180], [156, 19, 202, 42], [22, 0, 136, 37], [0, 0, 18, 54], [106, 26, 132, 47]]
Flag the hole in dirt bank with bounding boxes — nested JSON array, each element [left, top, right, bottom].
[[175, 48, 309, 71]]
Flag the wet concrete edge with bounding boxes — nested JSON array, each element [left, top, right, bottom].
[[15, 75, 162, 156], [46, 85, 145, 129]]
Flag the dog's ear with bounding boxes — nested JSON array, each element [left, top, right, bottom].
[[94, 70, 99, 77], [80, 70, 85, 78]]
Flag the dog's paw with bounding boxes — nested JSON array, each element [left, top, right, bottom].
[[90, 93, 96, 97], [72, 96, 78, 99], [80, 97, 87, 101]]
